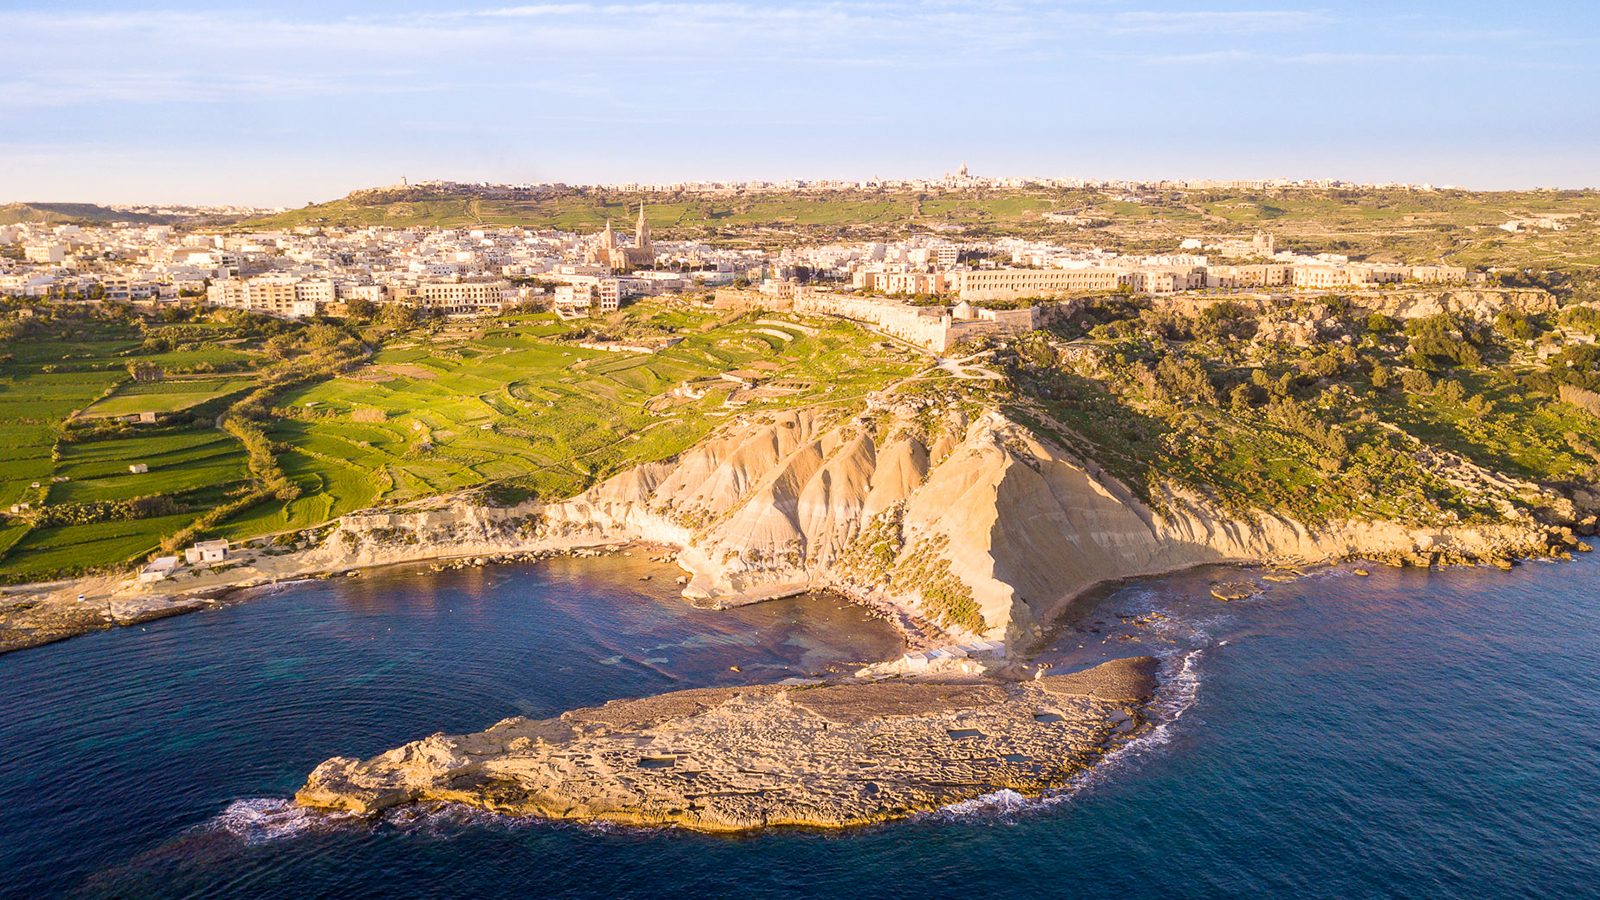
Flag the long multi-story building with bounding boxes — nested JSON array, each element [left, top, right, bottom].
[[953, 268, 1128, 302], [550, 278, 622, 318], [206, 276, 331, 317], [1205, 264, 1291, 289], [412, 280, 515, 315]]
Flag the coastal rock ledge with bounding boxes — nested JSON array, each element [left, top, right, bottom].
[[295, 656, 1158, 831]]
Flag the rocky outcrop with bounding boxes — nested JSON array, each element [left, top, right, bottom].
[[295, 656, 1159, 831], [1158, 290, 1554, 333], [1347, 289, 1556, 323], [1236, 290, 1558, 348], [0, 588, 213, 656]]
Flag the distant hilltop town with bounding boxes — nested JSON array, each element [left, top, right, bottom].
[[367, 164, 1465, 198]]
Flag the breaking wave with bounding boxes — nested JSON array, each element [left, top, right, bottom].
[[205, 797, 612, 843], [927, 647, 1206, 823], [206, 798, 335, 844]]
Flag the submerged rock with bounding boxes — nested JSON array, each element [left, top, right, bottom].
[[295, 657, 1159, 832], [1210, 582, 1259, 602]]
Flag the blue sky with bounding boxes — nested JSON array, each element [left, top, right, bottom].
[[2, 1, 1596, 205]]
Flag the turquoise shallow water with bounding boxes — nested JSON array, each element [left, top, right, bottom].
[[1, 552, 1596, 899]]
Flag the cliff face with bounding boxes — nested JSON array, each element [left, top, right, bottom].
[[324, 404, 1555, 647]]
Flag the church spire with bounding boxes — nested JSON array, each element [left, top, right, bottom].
[[634, 203, 651, 250]]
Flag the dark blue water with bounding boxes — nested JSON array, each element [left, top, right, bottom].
[[2, 553, 1597, 900]]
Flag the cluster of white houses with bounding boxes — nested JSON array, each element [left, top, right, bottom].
[[0, 212, 757, 313], [6, 214, 1478, 320], [201, 271, 642, 319]]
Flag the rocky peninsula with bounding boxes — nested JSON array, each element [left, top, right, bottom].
[[295, 656, 1159, 831]]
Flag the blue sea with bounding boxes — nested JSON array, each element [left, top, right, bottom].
[[2, 551, 1596, 899]]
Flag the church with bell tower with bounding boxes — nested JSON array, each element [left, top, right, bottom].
[[588, 204, 655, 271]]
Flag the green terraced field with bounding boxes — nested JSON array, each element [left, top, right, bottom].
[[265, 306, 919, 517], [0, 371, 126, 511], [0, 512, 200, 580], [0, 301, 919, 581], [0, 318, 273, 579], [52, 433, 249, 504], [82, 378, 257, 418]]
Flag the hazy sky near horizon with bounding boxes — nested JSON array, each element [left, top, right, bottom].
[[2, 0, 1596, 206]]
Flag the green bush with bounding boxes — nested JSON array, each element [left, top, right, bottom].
[[1401, 369, 1435, 394]]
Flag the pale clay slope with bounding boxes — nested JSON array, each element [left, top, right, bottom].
[[320, 405, 1548, 646]]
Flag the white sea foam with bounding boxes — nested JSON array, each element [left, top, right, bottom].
[[259, 578, 319, 593], [208, 798, 328, 844], [928, 788, 1033, 820], [1125, 648, 1204, 754], [927, 647, 1206, 823]]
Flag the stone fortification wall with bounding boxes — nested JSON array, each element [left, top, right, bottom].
[[712, 288, 791, 311]]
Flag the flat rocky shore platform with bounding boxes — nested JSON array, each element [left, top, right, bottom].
[[296, 656, 1159, 831]]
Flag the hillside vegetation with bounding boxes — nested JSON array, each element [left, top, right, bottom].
[[3, 282, 1597, 584], [0, 203, 188, 227], [983, 296, 1600, 534]]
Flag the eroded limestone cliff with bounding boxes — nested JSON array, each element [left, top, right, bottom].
[[322, 402, 1561, 647]]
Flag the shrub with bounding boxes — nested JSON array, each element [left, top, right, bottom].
[[1495, 309, 1535, 341], [1401, 369, 1435, 394], [1560, 306, 1600, 337]]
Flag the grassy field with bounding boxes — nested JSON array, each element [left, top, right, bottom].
[[52, 431, 250, 503], [237, 305, 919, 531], [1, 512, 202, 580], [0, 317, 270, 580], [80, 377, 257, 418], [0, 301, 919, 580]]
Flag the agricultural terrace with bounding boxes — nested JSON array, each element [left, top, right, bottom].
[[0, 311, 267, 581], [80, 376, 257, 419], [0, 300, 919, 581], [247, 302, 921, 536]]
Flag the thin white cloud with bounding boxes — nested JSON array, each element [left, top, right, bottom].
[[0, 2, 1578, 110], [0, 72, 440, 107], [1129, 49, 1579, 69], [1108, 9, 1334, 35]]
